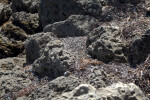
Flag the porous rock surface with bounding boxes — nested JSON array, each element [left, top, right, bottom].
[[39, 0, 102, 27], [52, 82, 148, 100], [1, 23, 28, 41], [25, 32, 55, 64], [86, 26, 128, 63], [11, 11, 40, 34], [11, 0, 40, 13], [0, 3, 12, 24], [33, 39, 75, 77], [44, 15, 99, 37], [0, 57, 30, 97], [29, 76, 81, 100], [129, 29, 150, 66]]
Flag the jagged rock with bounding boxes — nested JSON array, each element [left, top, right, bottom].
[[0, 35, 24, 59], [11, 0, 40, 13], [1, 23, 28, 41], [39, 0, 102, 27], [29, 76, 81, 100], [25, 32, 54, 64], [129, 29, 150, 66], [52, 82, 148, 100], [11, 11, 40, 35], [0, 3, 12, 25], [44, 15, 99, 37], [33, 39, 75, 77], [86, 26, 128, 63]]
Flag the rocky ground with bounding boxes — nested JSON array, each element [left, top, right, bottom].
[[0, 0, 150, 100]]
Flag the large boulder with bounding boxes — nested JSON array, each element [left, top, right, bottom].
[[44, 15, 99, 37], [33, 39, 75, 77], [11, 11, 40, 35], [86, 26, 128, 63], [11, 0, 40, 13], [39, 0, 102, 27], [0, 3, 12, 25], [25, 32, 54, 64], [52, 82, 148, 100], [29, 76, 81, 100], [128, 29, 150, 66], [1, 23, 28, 41]]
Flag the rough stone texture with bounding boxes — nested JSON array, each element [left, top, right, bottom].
[[39, 0, 102, 27], [25, 32, 54, 64], [44, 15, 99, 37], [86, 69, 107, 89], [0, 34, 24, 59], [86, 26, 128, 63], [11, 11, 40, 35], [52, 82, 148, 100], [0, 3, 4, 22], [11, 0, 40, 13], [0, 3, 12, 25], [0, 57, 30, 97], [129, 29, 150, 66], [33, 39, 75, 77], [1, 23, 28, 41], [29, 76, 81, 100]]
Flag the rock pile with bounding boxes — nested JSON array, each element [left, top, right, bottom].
[[0, 0, 150, 99]]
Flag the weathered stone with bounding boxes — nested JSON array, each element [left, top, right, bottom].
[[86, 26, 127, 63], [44, 15, 99, 37], [128, 29, 150, 67], [11, 0, 40, 13], [29, 76, 81, 100], [0, 57, 30, 97], [1, 23, 27, 41], [0, 35, 24, 59], [11, 11, 40, 35], [86, 69, 107, 88], [25, 32, 54, 64], [39, 0, 102, 27], [0, 3, 12, 25], [33, 39, 75, 77], [52, 82, 148, 100]]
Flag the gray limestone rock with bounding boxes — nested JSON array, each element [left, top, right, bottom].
[[44, 15, 99, 37], [52, 82, 148, 100], [29, 76, 81, 100], [39, 0, 102, 27], [86, 26, 128, 63], [25, 32, 54, 64], [33, 39, 75, 77]]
